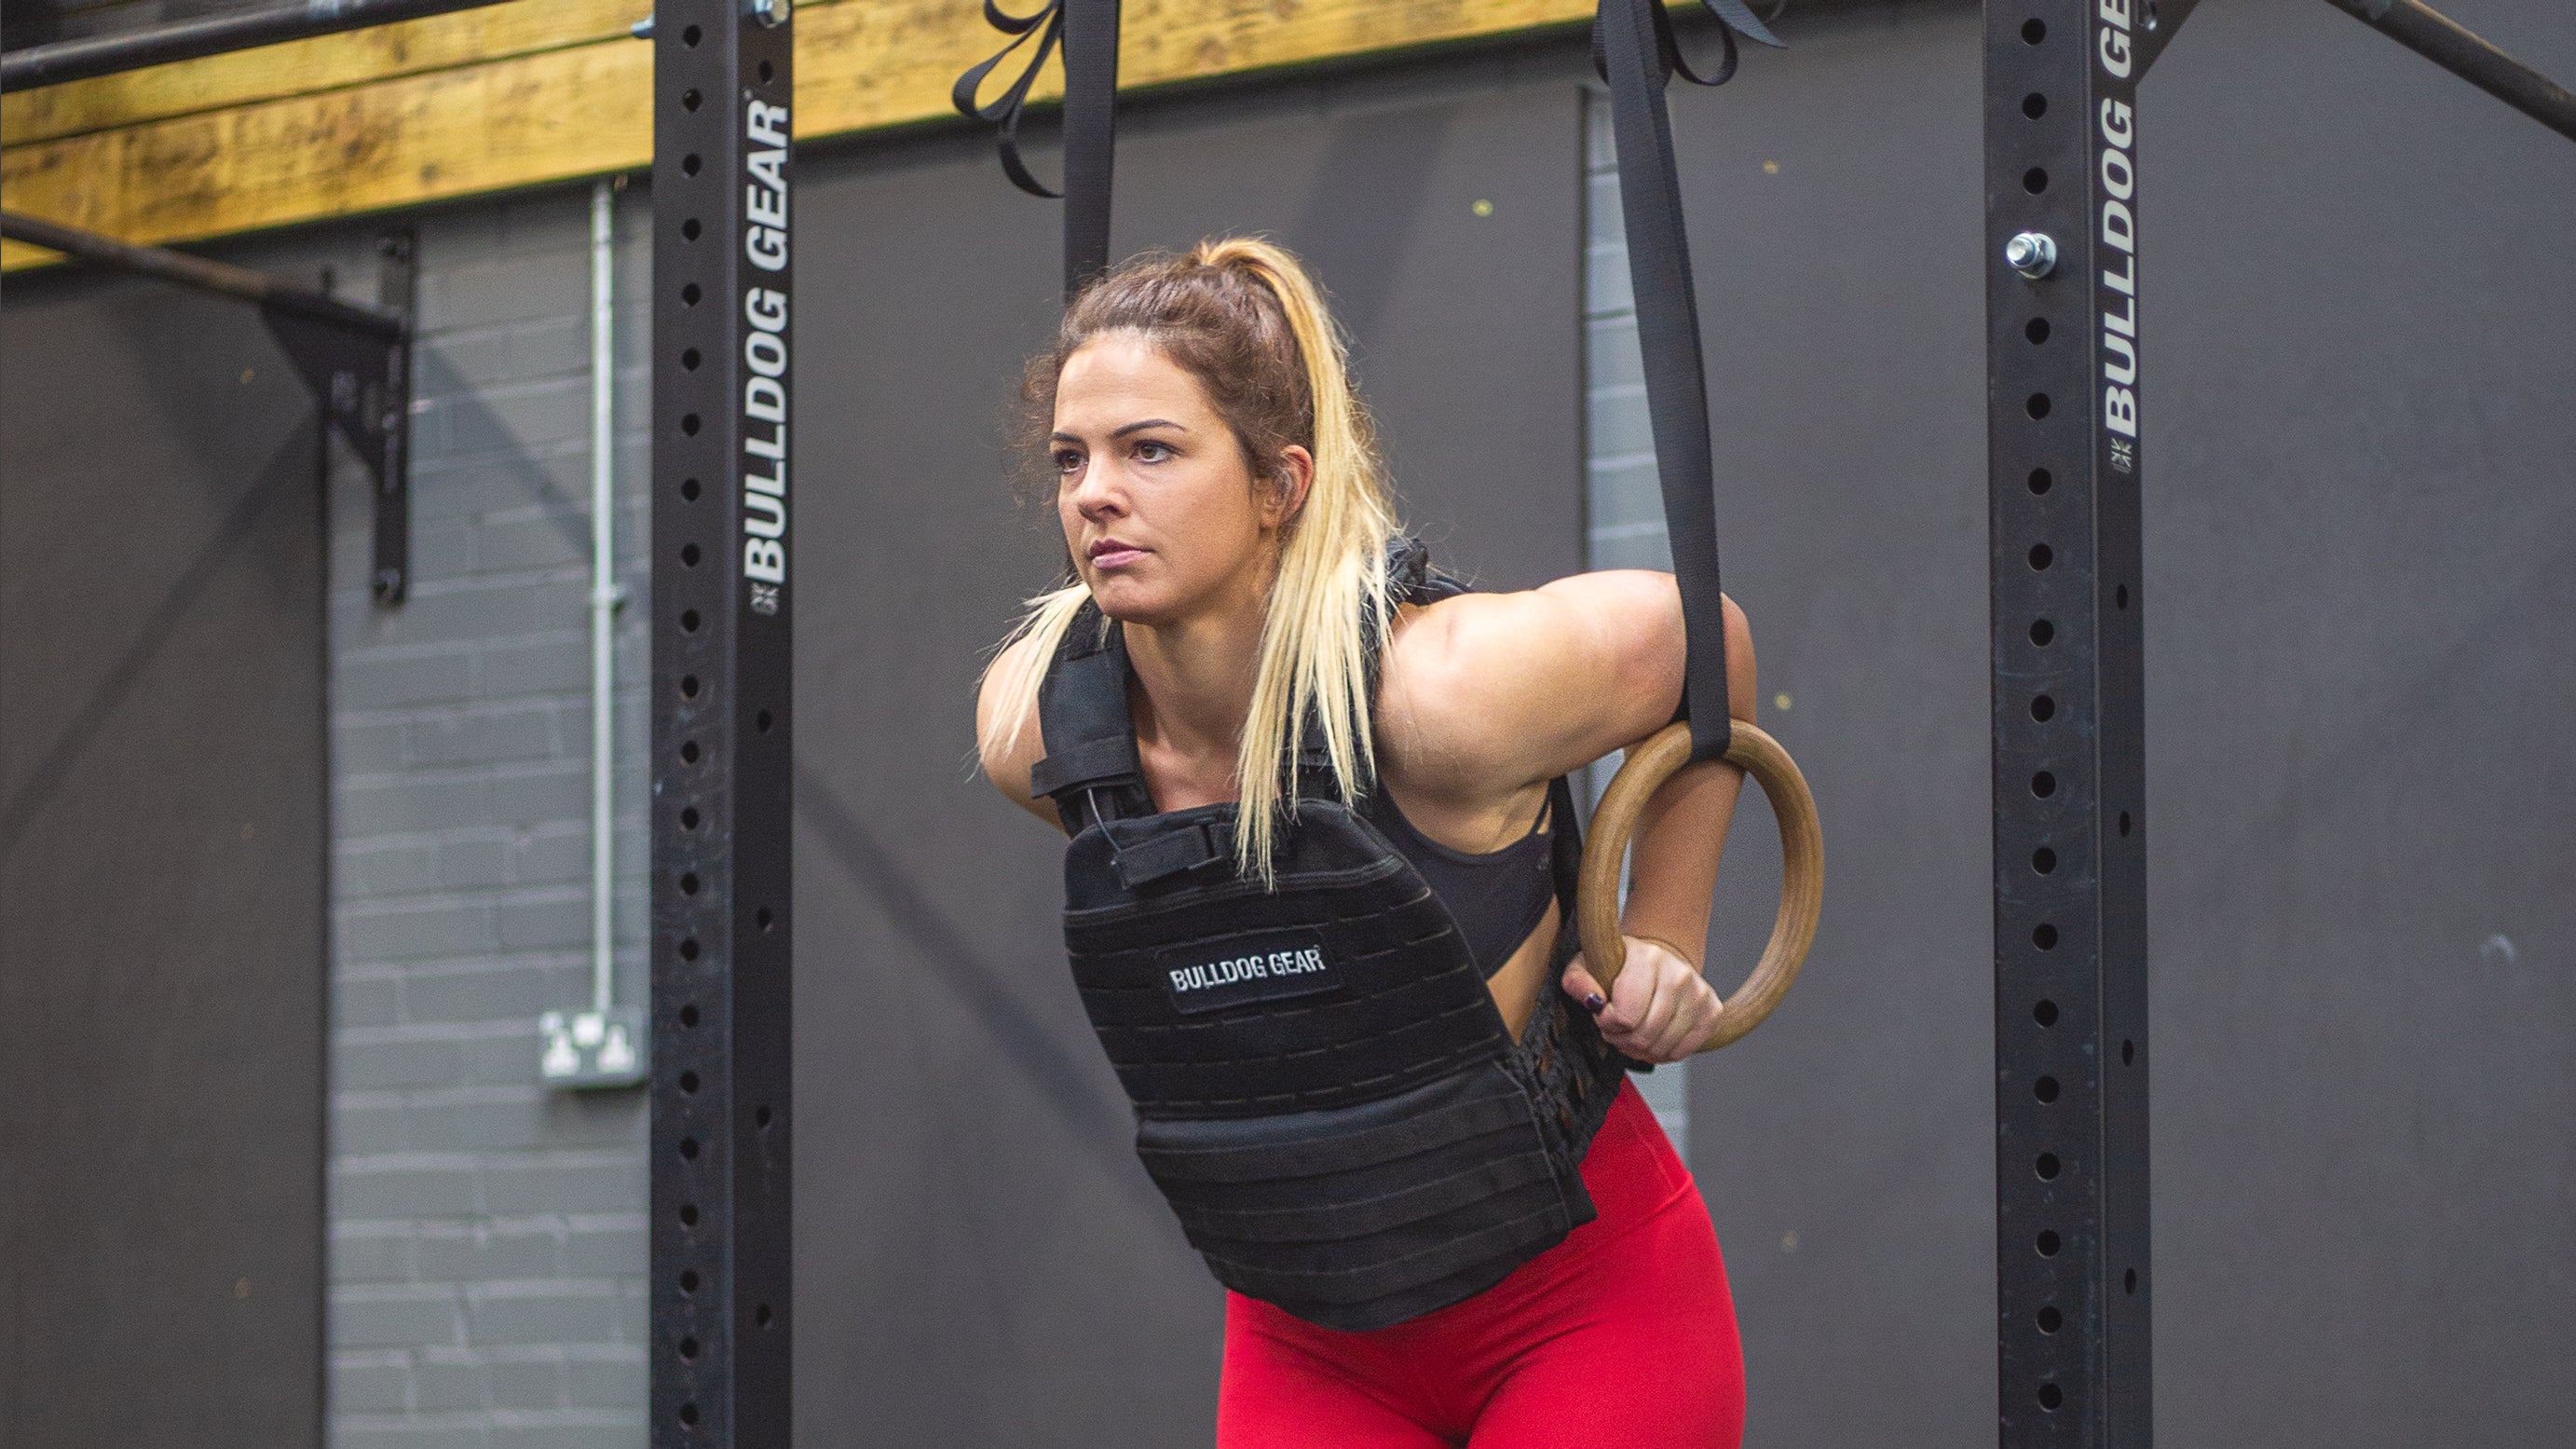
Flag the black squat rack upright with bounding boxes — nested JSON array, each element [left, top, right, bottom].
[[1980, 4, 2567, 1448]]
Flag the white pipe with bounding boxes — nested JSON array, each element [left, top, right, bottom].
[[589, 179, 619, 1018]]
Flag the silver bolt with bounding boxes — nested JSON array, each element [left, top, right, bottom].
[[2005, 230, 2058, 280], [630, 14, 654, 39], [746, 0, 789, 27]]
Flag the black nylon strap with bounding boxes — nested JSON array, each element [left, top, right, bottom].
[[1594, 0, 1782, 762], [956, 0, 1121, 300]]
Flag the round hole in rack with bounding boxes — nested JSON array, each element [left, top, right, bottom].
[[679, 1004, 700, 1028], [2038, 1383, 2064, 1410], [2122, 1038, 2135, 1066], [681, 609, 702, 633], [756, 1303, 774, 1328], [681, 477, 702, 501], [681, 218, 702, 242], [2032, 847, 2057, 875], [2030, 618, 2055, 646], [682, 23, 701, 46], [2028, 467, 2052, 495], [680, 872, 700, 895], [2023, 92, 2048, 119], [2023, 167, 2049, 195], [2030, 694, 2055, 722], [2118, 810, 2133, 837], [756, 709, 773, 733], [2031, 770, 2056, 798], [679, 1268, 700, 1292], [756, 1104, 773, 1129], [2038, 1305, 2062, 1333], [2116, 583, 2131, 609], [681, 675, 700, 698], [680, 413, 701, 437], [679, 1137, 699, 1160], [2022, 18, 2046, 43], [759, 60, 775, 84], [756, 906, 775, 933], [679, 937, 700, 962], [681, 155, 701, 178], [682, 89, 702, 112], [2125, 1267, 2139, 1294], [682, 806, 702, 830], [2033, 999, 2059, 1026], [681, 542, 701, 567], [681, 282, 701, 307], [2029, 542, 2053, 570], [679, 1402, 700, 1427], [678, 1203, 699, 1226], [2026, 392, 2052, 420], [2025, 317, 2051, 344], [681, 348, 701, 372], [2033, 923, 2059, 950], [680, 1070, 700, 1094], [2036, 1152, 2061, 1180], [679, 1335, 699, 1360], [2034, 1074, 2059, 1102], [679, 741, 699, 764], [2036, 1229, 2061, 1257]]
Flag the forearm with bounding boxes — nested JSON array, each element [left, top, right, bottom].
[[1616, 754, 1747, 972]]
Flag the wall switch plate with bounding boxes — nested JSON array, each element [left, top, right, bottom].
[[538, 1005, 648, 1088]]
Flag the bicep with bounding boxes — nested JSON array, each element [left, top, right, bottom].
[[1382, 571, 1754, 793]]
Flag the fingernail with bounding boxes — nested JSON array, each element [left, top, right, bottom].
[[1584, 993, 1606, 1014]]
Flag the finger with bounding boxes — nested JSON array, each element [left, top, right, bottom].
[[1629, 961, 1686, 1056], [1560, 958, 1608, 1016], [1648, 976, 1720, 1061], [1601, 951, 1666, 1039]]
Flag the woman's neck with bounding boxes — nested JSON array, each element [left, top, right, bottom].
[[1123, 582, 1268, 784]]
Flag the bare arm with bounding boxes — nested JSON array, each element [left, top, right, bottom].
[[975, 633, 1063, 828]]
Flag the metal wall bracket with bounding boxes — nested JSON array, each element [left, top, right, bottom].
[[267, 229, 417, 604], [0, 211, 418, 606]]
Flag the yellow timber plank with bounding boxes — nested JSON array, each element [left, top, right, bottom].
[[1, 0, 648, 146], [4, 0, 1597, 271]]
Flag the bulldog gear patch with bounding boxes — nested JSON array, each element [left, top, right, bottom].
[[1159, 932, 1338, 1015]]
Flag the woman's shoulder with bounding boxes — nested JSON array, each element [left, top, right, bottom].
[[975, 632, 1057, 824]]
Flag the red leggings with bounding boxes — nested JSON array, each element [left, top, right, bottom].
[[1217, 1080, 1743, 1448]]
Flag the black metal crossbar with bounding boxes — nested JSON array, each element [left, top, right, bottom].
[[0, 0, 516, 91], [2322, 0, 2576, 141]]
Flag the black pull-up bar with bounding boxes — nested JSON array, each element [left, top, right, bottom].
[[2323, 0, 2576, 142], [0, 210, 406, 339], [0, 0, 513, 92]]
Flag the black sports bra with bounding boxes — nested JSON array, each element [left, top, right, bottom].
[[1359, 780, 1559, 979]]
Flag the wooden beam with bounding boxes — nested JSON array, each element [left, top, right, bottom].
[[4, 0, 1596, 272]]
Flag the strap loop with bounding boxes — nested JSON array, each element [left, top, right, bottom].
[[956, 0, 1121, 299]]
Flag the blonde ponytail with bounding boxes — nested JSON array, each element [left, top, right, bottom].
[[979, 238, 1401, 883]]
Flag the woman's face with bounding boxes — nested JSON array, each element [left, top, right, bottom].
[[1052, 333, 1306, 627]]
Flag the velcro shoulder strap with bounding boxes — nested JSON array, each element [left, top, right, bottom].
[[1033, 599, 1153, 832]]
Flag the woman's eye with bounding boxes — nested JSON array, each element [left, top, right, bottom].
[[1133, 440, 1173, 463], [1053, 449, 1084, 474]]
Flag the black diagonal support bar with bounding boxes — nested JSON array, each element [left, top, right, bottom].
[[650, 0, 795, 1445], [2130, 0, 2204, 77], [1984, 3, 2152, 1446], [3, 210, 419, 603], [0, 0, 514, 91], [2320, 0, 2576, 142]]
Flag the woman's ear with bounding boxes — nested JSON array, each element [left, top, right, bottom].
[[1265, 444, 1316, 529]]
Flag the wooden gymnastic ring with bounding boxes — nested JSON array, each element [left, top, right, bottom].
[[1574, 720, 1822, 1054]]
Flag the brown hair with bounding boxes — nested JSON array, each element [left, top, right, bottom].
[[981, 238, 1402, 882]]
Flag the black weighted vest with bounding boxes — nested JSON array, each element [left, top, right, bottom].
[[1031, 541, 1634, 1331]]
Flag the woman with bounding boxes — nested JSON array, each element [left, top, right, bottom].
[[976, 238, 1757, 1449]]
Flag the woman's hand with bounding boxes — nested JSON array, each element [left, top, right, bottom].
[[1561, 937, 1722, 1064]]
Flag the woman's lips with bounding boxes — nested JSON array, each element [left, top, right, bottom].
[[1089, 543, 1148, 569]]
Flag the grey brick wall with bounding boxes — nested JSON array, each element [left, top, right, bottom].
[[1583, 89, 1691, 1151], [326, 183, 654, 1449]]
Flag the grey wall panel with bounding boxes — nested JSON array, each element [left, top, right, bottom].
[[1661, 1, 2576, 1445], [789, 62, 1581, 1449], [0, 270, 326, 1447]]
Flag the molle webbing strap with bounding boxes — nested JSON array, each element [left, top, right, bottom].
[[1032, 603, 1152, 830], [1594, 0, 1782, 763], [954, 0, 1122, 301]]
